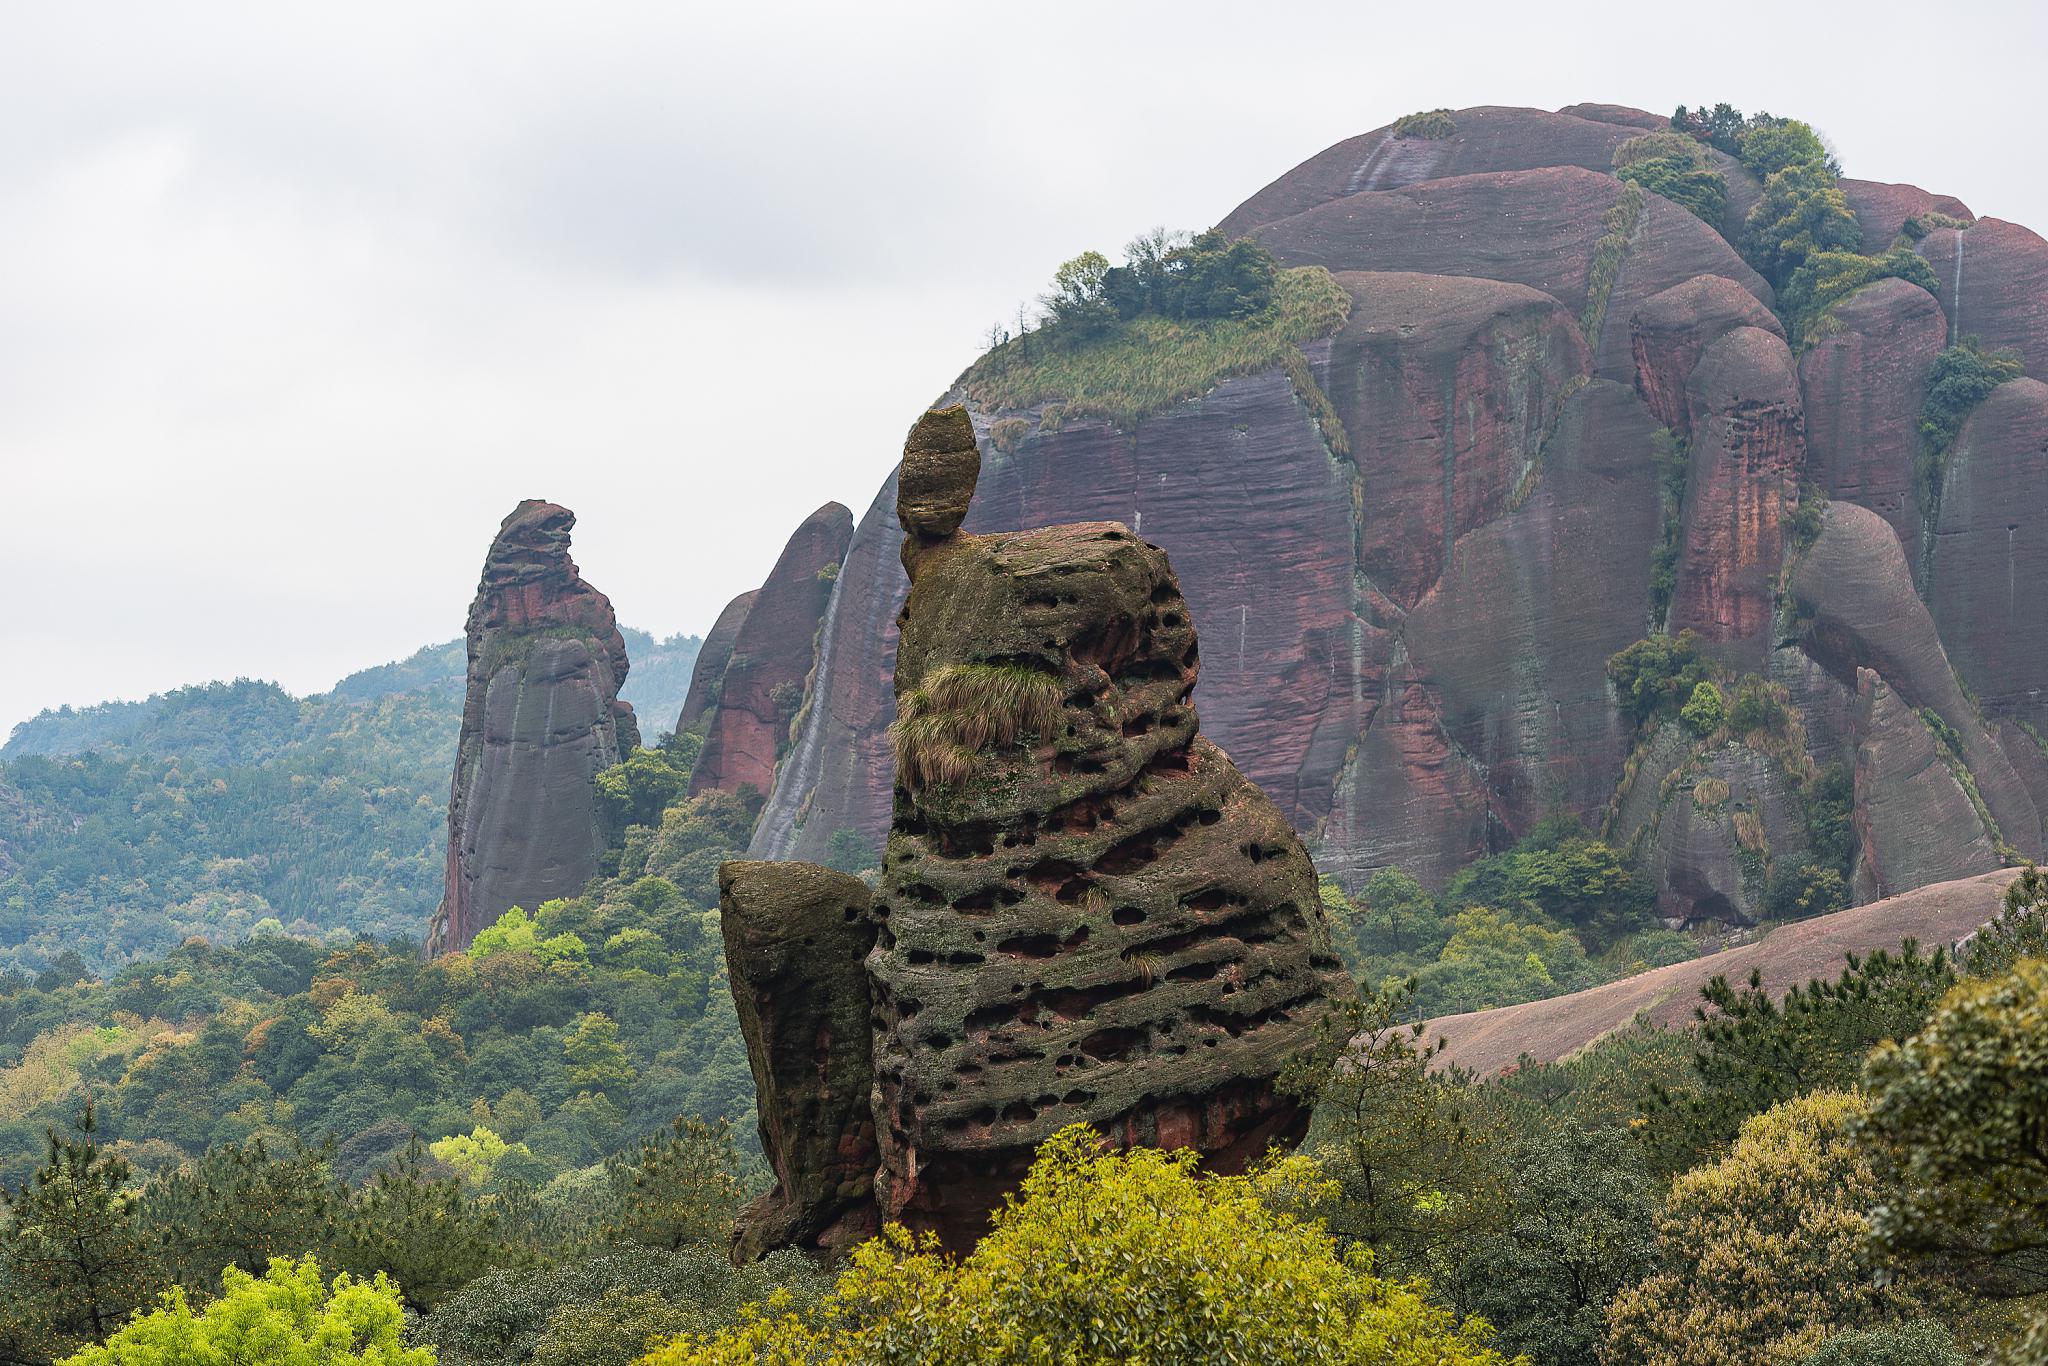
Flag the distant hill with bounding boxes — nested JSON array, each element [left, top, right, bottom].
[[0, 630, 698, 972]]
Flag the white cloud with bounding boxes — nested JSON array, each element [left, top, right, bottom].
[[3, 0, 2045, 734]]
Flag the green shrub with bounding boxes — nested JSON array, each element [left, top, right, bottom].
[[1780, 247, 1939, 345], [1607, 632, 1709, 728], [1681, 681, 1726, 736], [1617, 156, 1727, 226], [1918, 338, 2025, 513], [963, 265, 1350, 430], [1392, 108, 1457, 139], [1744, 161, 1862, 289]]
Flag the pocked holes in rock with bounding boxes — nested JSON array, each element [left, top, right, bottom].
[[1166, 960, 1220, 983], [1077, 1026, 1143, 1061], [996, 925, 1090, 958], [952, 886, 1024, 913], [1112, 906, 1146, 926]]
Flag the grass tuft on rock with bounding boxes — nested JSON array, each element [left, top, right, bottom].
[[961, 268, 1351, 431], [891, 664, 1066, 792]]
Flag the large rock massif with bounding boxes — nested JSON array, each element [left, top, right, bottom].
[[430, 502, 638, 954], [691, 102, 2048, 926], [721, 411, 1351, 1257]]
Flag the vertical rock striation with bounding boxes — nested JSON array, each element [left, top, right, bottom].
[[430, 501, 637, 955]]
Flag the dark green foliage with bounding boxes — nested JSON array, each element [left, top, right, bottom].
[[1644, 944, 1956, 1175], [1785, 481, 1829, 554], [1780, 248, 1940, 344], [1443, 818, 1657, 952], [1607, 631, 1710, 727], [418, 1245, 827, 1366], [0, 1106, 163, 1363], [1745, 161, 1863, 289], [1616, 156, 1727, 225], [1763, 862, 1850, 922], [1091, 229, 1280, 325], [138, 1137, 344, 1295], [821, 827, 879, 875], [1648, 428, 1690, 625], [1391, 108, 1457, 139], [1919, 338, 2025, 514], [1671, 105, 1839, 176], [600, 1117, 742, 1253], [1445, 1127, 1657, 1366], [595, 746, 695, 835], [1966, 863, 2048, 980], [334, 1141, 520, 1312]]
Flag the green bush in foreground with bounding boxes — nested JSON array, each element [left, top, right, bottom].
[[58, 1256, 430, 1366], [639, 1125, 1514, 1365]]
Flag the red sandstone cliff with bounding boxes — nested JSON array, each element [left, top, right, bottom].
[[430, 501, 637, 955]]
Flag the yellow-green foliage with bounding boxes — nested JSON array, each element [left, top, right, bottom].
[[1613, 130, 1709, 170], [638, 1124, 1514, 1365], [58, 1256, 432, 1366], [889, 664, 1065, 793], [0, 1020, 171, 1117], [1581, 185, 1644, 343], [1281, 347, 1351, 457], [1392, 108, 1458, 139], [961, 267, 1351, 430], [1603, 1091, 1917, 1366]]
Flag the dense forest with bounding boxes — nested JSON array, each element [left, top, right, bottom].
[[0, 631, 699, 974], [2, 100, 2044, 1366]]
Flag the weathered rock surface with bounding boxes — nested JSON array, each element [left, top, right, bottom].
[[1927, 378, 2048, 731], [720, 861, 880, 1262], [430, 501, 638, 955], [738, 103, 2046, 922], [1421, 868, 2021, 1074], [1851, 668, 2002, 898], [1839, 179, 1972, 250], [1630, 274, 1786, 437], [1669, 326, 1804, 661], [867, 425, 1352, 1251], [676, 589, 757, 735], [1790, 500, 2040, 856], [688, 503, 853, 799], [1797, 279, 1947, 567], [1916, 219, 2048, 376]]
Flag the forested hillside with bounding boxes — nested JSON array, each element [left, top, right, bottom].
[[0, 631, 699, 972]]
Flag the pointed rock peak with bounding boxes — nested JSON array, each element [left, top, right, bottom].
[[485, 499, 578, 584], [897, 406, 980, 557]]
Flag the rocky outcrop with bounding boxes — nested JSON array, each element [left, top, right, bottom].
[[430, 501, 637, 955], [1851, 669, 2002, 898], [1927, 379, 2048, 732], [1915, 219, 2048, 375], [1839, 180, 1972, 250], [687, 503, 853, 799], [1668, 326, 1805, 662], [741, 103, 2048, 920], [1797, 279, 1947, 568], [720, 861, 879, 1262], [1422, 868, 2021, 1074], [1630, 274, 1787, 437], [1790, 499, 2040, 858], [721, 410, 1351, 1257], [676, 589, 757, 735], [865, 409, 1352, 1252]]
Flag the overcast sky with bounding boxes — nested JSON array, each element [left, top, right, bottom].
[[4, 1, 2044, 738]]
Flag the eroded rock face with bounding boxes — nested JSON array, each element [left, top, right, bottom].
[[720, 861, 879, 1262], [741, 104, 2045, 920], [1669, 326, 1805, 662], [676, 589, 757, 736], [1797, 279, 1947, 568], [1916, 219, 2048, 376], [1927, 379, 2048, 732], [1630, 274, 1786, 437], [431, 501, 638, 954], [867, 424, 1352, 1251], [1851, 669, 2001, 898], [688, 502, 854, 799], [1839, 180, 1971, 252]]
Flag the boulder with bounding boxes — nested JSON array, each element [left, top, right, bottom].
[[689, 502, 854, 799], [1630, 274, 1786, 438], [721, 861, 880, 1262], [430, 501, 637, 954], [1839, 179, 1972, 251], [1797, 278, 1947, 568]]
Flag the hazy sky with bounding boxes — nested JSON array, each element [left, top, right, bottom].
[[5, 1, 2045, 738]]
